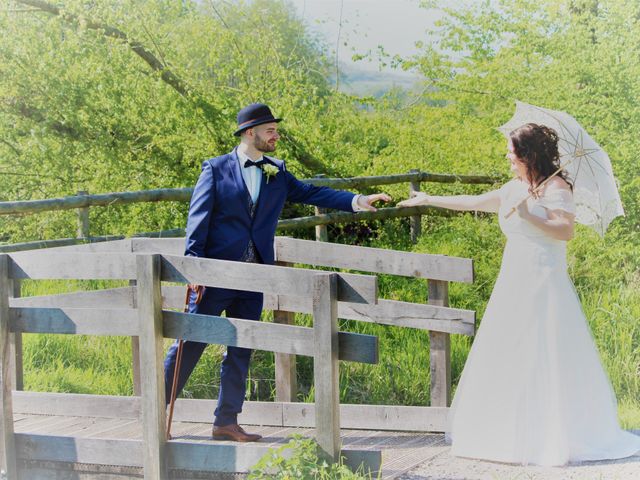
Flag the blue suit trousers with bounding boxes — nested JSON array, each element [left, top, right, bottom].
[[163, 287, 263, 426]]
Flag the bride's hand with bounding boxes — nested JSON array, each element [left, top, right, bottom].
[[397, 191, 429, 208], [515, 200, 531, 219]]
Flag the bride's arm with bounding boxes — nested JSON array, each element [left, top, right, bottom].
[[397, 189, 501, 213], [516, 181, 575, 240], [517, 204, 575, 240]]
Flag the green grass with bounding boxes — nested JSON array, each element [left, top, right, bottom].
[[16, 218, 640, 429]]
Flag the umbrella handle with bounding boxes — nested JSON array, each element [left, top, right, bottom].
[[502, 163, 569, 219], [166, 339, 184, 440], [166, 285, 203, 440]]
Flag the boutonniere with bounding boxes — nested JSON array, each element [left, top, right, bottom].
[[262, 164, 279, 184]]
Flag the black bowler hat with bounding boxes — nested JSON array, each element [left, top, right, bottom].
[[234, 103, 282, 136]]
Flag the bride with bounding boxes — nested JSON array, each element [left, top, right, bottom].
[[398, 123, 640, 466]]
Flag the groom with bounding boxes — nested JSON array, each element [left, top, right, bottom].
[[164, 103, 390, 442]]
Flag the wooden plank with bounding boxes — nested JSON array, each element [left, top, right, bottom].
[[132, 335, 141, 396], [171, 399, 282, 424], [160, 254, 377, 304], [13, 392, 141, 418], [10, 308, 139, 336], [17, 238, 133, 254], [10, 279, 22, 391], [339, 330, 378, 364], [161, 285, 184, 310], [0, 255, 17, 479], [275, 236, 474, 283], [273, 261, 297, 402], [337, 298, 474, 335], [312, 273, 340, 461], [342, 449, 382, 477], [8, 252, 136, 280], [271, 295, 475, 335], [15, 434, 142, 467], [164, 311, 312, 356], [25, 416, 88, 435], [10, 287, 135, 309], [12, 415, 64, 430], [85, 418, 139, 439], [12, 393, 449, 432], [136, 254, 168, 479], [281, 403, 448, 432], [167, 442, 272, 472], [131, 238, 183, 255], [15, 433, 380, 476], [299, 171, 500, 188], [168, 441, 381, 475], [76, 191, 91, 239], [428, 280, 451, 407], [130, 280, 141, 396], [341, 404, 448, 432], [163, 311, 377, 364], [409, 169, 422, 243], [0, 172, 499, 217], [0, 188, 192, 215]]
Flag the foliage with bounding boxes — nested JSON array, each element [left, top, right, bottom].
[[248, 435, 371, 480], [0, 0, 375, 242], [5, 0, 640, 434]]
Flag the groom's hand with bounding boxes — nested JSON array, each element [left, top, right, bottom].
[[356, 193, 392, 212], [188, 284, 204, 304]]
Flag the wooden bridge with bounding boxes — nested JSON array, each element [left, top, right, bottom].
[[0, 236, 475, 479]]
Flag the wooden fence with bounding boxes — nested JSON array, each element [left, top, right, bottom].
[[0, 170, 501, 252], [1, 242, 381, 478], [1, 235, 475, 478]]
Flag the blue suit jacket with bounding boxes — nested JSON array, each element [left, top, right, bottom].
[[184, 148, 355, 264]]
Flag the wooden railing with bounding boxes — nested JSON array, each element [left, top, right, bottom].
[[0, 235, 475, 477], [0, 244, 382, 478], [0, 173, 479, 476], [0, 170, 502, 252], [8, 235, 472, 412]]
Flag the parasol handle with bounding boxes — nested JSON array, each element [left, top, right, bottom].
[[503, 159, 573, 219]]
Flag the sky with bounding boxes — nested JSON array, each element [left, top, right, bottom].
[[287, 0, 445, 74]]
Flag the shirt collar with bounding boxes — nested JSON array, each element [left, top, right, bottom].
[[237, 148, 263, 166]]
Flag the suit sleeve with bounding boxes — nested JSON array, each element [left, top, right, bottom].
[[184, 161, 216, 257], [284, 169, 356, 212]]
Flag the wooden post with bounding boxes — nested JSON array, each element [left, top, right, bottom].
[[314, 175, 329, 242], [0, 255, 18, 479], [10, 280, 22, 391], [130, 280, 141, 396], [77, 190, 90, 239], [274, 262, 297, 402], [409, 169, 421, 244], [136, 255, 167, 479], [428, 280, 451, 407], [312, 272, 340, 461]]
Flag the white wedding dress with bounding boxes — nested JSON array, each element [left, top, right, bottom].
[[448, 179, 640, 466]]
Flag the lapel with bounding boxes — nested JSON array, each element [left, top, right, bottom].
[[227, 148, 252, 216], [254, 156, 279, 220]]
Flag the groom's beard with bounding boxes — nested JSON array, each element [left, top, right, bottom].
[[253, 132, 276, 153]]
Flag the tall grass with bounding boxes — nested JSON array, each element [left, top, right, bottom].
[[18, 214, 640, 429]]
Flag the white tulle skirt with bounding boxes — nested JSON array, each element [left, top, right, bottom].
[[448, 238, 640, 466]]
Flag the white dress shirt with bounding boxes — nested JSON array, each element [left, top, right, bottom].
[[236, 150, 263, 204]]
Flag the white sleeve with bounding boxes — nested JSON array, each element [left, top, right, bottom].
[[352, 194, 366, 212], [539, 188, 576, 215]]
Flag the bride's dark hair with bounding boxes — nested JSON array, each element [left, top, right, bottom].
[[509, 123, 572, 196]]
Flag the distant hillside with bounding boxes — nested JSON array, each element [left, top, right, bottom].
[[336, 63, 422, 97]]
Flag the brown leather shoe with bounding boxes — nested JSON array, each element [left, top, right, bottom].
[[212, 424, 262, 442]]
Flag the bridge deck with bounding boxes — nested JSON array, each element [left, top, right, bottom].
[[14, 412, 447, 479]]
